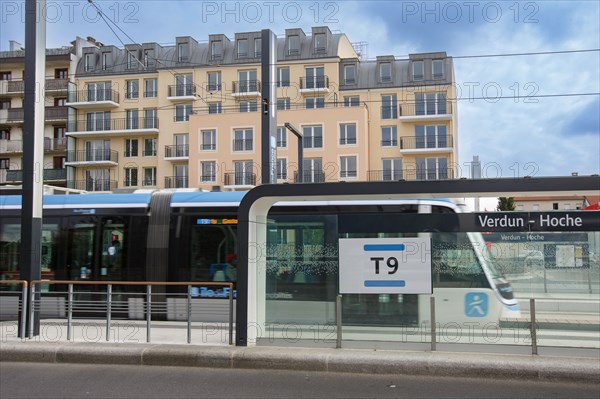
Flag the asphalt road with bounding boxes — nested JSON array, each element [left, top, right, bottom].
[[1, 362, 599, 399]]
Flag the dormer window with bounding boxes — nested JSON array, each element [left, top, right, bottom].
[[344, 65, 356, 85], [237, 39, 248, 58], [380, 62, 392, 83], [144, 49, 155, 67], [127, 51, 137, 69], [314, 33, 326, 54], [254, 38, 262, 57], [288, 35, 300, 55], [413, 61, 424, 81], [178, 42, 189, 62], [432, 60, 444, 79], [211, 41, 222, 60], [101, 53, 110, 70], [84, 53, 94, 72]]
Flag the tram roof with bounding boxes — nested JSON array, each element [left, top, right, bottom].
[[0, 193, 152, 209]]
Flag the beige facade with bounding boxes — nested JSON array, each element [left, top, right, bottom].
[[514, 196, 590, 211], [59, 27, 458, 192]]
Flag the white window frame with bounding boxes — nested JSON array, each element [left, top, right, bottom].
[[302, 125, 323, 149], [305, 96, 325, 109], [339, 123, 357, 145], [277, 67, 290, 87], [340, 156, 357, 179], [126, 79, 139, 99], [201, 161, 217, 182], [381, 94, 397, 119], [124, 138, 138, 157], [201, 129, 217, 151], [144, 79, 157, 98], [379, 62, 392, 83], [413, 61, 424, 81], [277, 126, 287, 148], [237, 39, 248, 58], [143, 167, 157, 186], [175, 104, 193, 122], [432, 60, 444, 79], [277, 98, 290, 110], [124, 167, 138, 187], [233, 128, 253, 152], [381, 126, 397, 147], [143, 138, 157, 156], [382, 159, 403, 181]]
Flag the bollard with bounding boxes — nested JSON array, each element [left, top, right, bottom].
[[430, 295, 436, 352], [67, 284, 73, 341], [19, 282, 28, 339], [187, 285, 192, 344], [530, 298, 538, 355], [146, 285, 152, 343], [106, 284, 112, 342], [228, 284, 234, 345], [336, 294, 342, 349]]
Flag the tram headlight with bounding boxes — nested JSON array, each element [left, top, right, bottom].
[[493, 278, 514, 300]]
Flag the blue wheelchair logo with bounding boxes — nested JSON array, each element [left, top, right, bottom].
[[465, 292, 488, 317]]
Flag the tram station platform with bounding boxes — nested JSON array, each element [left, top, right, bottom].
[[1, 321, 598, 384]]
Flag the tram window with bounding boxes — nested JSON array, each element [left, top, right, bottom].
[[189, 223, 238, 282], [432, 232, 489, 288], [101, 220, 125, 281]]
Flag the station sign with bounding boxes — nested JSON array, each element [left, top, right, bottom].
[[338, 238, 432, 294]]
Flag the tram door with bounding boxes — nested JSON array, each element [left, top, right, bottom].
[[67, 223, 95, 281]]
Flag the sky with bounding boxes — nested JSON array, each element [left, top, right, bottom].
[[1, 0, 599, 178]]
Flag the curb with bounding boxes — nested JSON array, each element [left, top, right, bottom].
[[1, 342, 599, 384]]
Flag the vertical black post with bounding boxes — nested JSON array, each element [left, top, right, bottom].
[[19, 0, 46, 337], [261, 29, 277, 184]]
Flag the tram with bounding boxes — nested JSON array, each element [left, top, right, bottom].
[[0, 191, 520, 325]]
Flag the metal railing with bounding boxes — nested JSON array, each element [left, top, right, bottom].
[[0, 280, 28, 339], [66, 149, 118, 163], [164, 176, 189, 188], [232, 80, 261, 94], [24, 281, 234, 345], [224, 172, 256, 186], [67, 89, 120, 103], [293, 170, 326, 183], [4, 106, 67, 124], [6, 168, 66, 182], [67, 117, 158, 132], [5, 78, 68, 94], [299, 76, 329, 90], [167, 84, 196, 97], [67, 179, 117, 191], [164, 145, 189, 158], [399, 101, 452, 117], [367, 168, 455, 181], [400, 135, 454, 150]]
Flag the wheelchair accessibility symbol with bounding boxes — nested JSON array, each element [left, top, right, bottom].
[[465, 292, 488, 317]]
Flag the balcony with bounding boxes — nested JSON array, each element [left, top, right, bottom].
[[367, 168, 455, 182], [0, 138, 67, 154], [399, 135, 454, 154], [398, 101, 453, 122], [66, 90, 120, 109], [293, 170, 326, 183], [167, 84, 197, 101], [67, 117, 159, 137], [0, 78, 69, 96], [164, 176, 188, 189], [223, 172, 256, 187], [164, 144, 189, 160], [65, 149, 118, 166], [67, 179, 117, 192], [231, 80, 261, 98], [0, 106, 68, 125], [299, 76, 330, 94], [5, 168, 66, 183]]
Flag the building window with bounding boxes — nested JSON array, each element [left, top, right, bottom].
[[86, 111, 111, 131], [143, 167, 156, 186], [277, 98, 290, 110], [553, 203, 559, 210], [0, 99, 10, 110], [101, 52, 110, 70], [302, 125, 323, 149], [301, 158, 323, 182], [87, 81, 112, 101], [304, 66, 325, 89], [0, 159, 9, 169], [211, 40, 222, 60], [124, 167, 138, 187], [237, 39, 248, 58], [125, 139, 138, 157], [380, 62, 392, 83], [414, 125, 448, 149], [143, 138, 156, 156], [126, 109, 139, 130], [127, 51, 137, 69], [277, 127, 287, 148], [175, 104, 193, 122], [432, 60, 444, 79], [144, 49, 155, 67], [344, 65, 356, 85], [233, 128, 253, 151], [254, 38, 262, 57], [413, 61, 424, 81], [55, 68, 68, 79], [277, 67, 290, 87], [277, 158, 287, 180], [0, 129, 10, 140], [126, 79, 139, 99], [383, 159, 403, 181], [532, 204, 540, 211], [381, 94, 397, 119], [381, 126, 397, 146], [305, 97, 325, 109], [208, 102, 222, 114], [175, 74, 194, 96], [314, 33, 326, 53], [340, 156, 357, 178], [178, 42, 189, 62], [0, 72, 12, 80], [144, 109, 157, 129], [233, 161, 255, 185], [144, 79, 157, 97], [201, 129, 216, 151], [238, 70, 258, 93], [339, 123, 357, 145], [239, 101, 257, 113], [287, 35, 300, 55], [416, 157, 449, 180], [84, 53, 94, 72], [53, 127, 66, 149], [54, 97, 67, 107], [201, 161, 217, 182], [207, 71, 221, 91], [415, 92, 447, 115], [344, 96, 359, 107]]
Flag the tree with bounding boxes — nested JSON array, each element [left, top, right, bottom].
[[496, 197, 516, 211]]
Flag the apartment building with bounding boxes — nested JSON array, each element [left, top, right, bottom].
[[0, 38, 94, 188], [64, 27, 457, 191]]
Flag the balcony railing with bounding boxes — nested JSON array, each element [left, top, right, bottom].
[[232, 80, 261, 95], [400, 135, 454, 150], [164, 176, 189, 188], [67, 117, 158, 132], [67, 89, 120, 104], [67, 179, 117, 191], [299, 76, 329, 90], [303, 137, 323, 149], [164, 144, 189, 158], [293, 170, 326, 183], [5, 78, 68, 94], [224, 172, 256, 186], [167, 84, 196, 97], [233, 139, 253, 151], [4, 106, 67, 124], [367, 168, 455, 181], [189, 100, 366, 116], [399, 101, 452, 117], [66, 149, 118, 163], [6, 168, 66, 182]]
